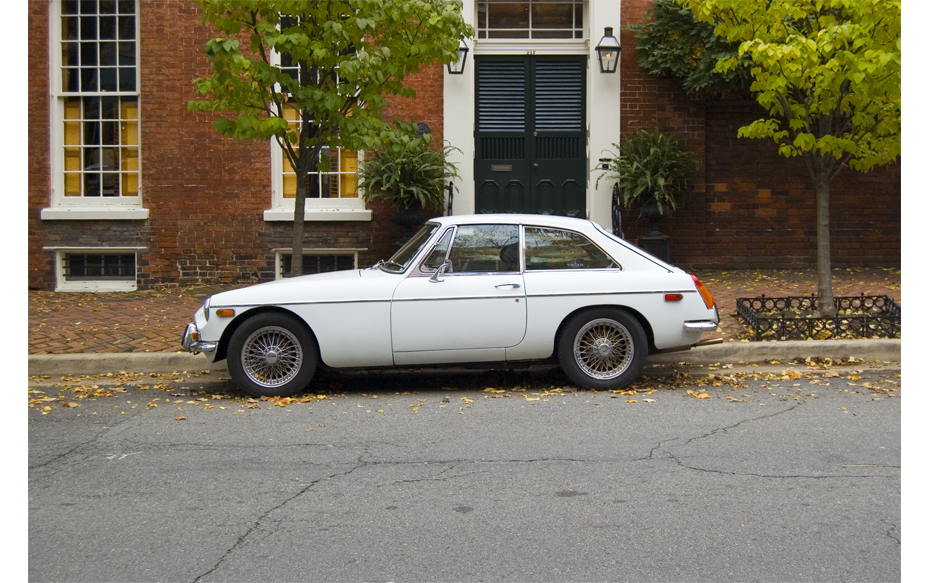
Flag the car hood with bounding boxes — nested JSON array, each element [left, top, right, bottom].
[[209, 268, 399, 307]]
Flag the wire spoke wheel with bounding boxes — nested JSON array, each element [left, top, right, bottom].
[[240, 325, 303, 388], [559, 309, 646, 390], [573, 318, 634, 380]]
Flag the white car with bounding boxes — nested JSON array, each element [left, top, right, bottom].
[[182, 214, 719, 397]]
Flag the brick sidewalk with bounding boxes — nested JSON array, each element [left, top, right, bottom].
[[28, 267, 901, 355]]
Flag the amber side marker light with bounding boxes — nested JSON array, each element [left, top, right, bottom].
[[215, 309, 236, 318], [690, 275, 715, 309]]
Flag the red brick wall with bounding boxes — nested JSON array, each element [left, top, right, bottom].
[[28, 2, 443, 290], [28, 1, 900, 290], [618, 0, 900, 269], [27, 1, 52, 287]]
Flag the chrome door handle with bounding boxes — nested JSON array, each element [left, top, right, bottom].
[[495, 283, 521, 289]]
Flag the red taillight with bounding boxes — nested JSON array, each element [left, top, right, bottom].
[[690, 274, 715, 309]]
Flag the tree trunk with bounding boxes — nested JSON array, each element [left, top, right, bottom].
[[290, 170, 308, 277], [813, 168, 836, 317]]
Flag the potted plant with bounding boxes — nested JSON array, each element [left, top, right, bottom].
[[359, 130, 461, 245], [597, 127, 699, 260]]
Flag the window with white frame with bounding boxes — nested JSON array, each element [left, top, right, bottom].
[[477, 0, 584, 39], [44, 0, 145, 220], [54, 248, 139, 291], [267, 104, 369, 221], [265, 40, 370, 221]]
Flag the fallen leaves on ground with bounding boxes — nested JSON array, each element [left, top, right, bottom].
[[29, 356, 900, 417]]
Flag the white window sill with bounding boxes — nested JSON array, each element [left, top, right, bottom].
[[41, 207, 150, 220], [263, 208, 373, 222], [55, 280, 138, 293]]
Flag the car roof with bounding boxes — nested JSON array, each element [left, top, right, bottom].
[[428, 214, 599, 230]]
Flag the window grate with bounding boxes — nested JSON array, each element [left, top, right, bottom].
[[63, 252, 136, 280], [280, 254, 355, 278]]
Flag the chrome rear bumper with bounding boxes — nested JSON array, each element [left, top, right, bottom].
[[182, 323, 217, 355], [684, 320, 720, 332]]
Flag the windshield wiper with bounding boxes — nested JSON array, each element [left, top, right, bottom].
[[371, 259, 405, 272]]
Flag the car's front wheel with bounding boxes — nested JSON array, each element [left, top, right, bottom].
[[558, 309, 647, 390], [227, 312, 318, 398]]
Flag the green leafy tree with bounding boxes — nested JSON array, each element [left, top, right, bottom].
[[631, 0, 750, 95], [682, 0, 900, 315], [188, 0, 473, 276]]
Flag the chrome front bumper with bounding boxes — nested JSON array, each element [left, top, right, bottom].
[[181, 323, 217, 355]]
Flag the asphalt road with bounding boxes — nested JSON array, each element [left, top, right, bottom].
[[29, 364, 901, 583]]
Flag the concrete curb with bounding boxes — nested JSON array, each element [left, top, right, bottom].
[[28, 339, 901, 376], [647, 338, 901, 366]]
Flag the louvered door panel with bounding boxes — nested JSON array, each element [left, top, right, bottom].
[[475, 56, 585, 217]]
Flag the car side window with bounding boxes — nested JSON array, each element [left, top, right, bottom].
[[524, 227, 616, 270], [419, 228, 455, 273], [445, 224, 520, 273]]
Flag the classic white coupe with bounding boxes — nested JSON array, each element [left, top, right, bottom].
[[182, 214, 719, 397]]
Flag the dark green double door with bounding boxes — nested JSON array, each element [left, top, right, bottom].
[[475, 56, 586, 217]]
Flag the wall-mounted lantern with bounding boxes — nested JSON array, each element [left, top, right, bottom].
[[595, 27, 621, 73], [447, 39, 469, 75]]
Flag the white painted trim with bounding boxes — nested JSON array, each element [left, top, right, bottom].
[[263, 208, 372, 222], [473, 39, 589, 55], [47, 0, 144, 212], [41, 207, 149, 220], [56, 280, 138, 293]]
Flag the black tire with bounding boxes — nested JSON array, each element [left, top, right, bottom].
[[227, 312, 318, 398], [557, 308, 647, 390]]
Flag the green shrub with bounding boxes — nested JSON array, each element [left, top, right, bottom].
[[359, 131, 461, 211], [597, 127, 699, 217]]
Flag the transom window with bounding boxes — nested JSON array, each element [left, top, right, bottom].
[[477, 1, 584, 39], [56, 0, 140, 201]]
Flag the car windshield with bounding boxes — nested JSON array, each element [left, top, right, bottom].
[[377, 223, 440, 273]]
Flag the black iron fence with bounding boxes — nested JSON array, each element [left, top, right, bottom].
[[736, 295, 901, 341]]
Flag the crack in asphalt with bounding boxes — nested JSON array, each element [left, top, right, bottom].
[[28, 413, 146, 472], [645, 401, 900, 479], [191, 463, 364, 583], [883, 520, 900, 545]]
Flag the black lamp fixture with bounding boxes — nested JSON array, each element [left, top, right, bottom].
[[447, 39, 469, 75], [595, 27, 621, 73]]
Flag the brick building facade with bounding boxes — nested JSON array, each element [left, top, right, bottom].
[[28, 0, 899, 291]]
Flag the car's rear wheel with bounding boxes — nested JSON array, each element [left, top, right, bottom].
[[558, 309, 647, 390], [227, 312, 318, 398]]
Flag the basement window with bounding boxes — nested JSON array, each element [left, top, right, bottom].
[[277, 252, 357, 279], [56, 250, 138, 291]]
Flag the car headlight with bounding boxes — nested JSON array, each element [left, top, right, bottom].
[[204, 296, 211, 321]]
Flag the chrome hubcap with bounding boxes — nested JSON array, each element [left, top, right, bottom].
[[241, 326, 303, 388], [573, 318, 634, 380]]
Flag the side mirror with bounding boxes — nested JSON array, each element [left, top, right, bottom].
[[429, 260, 451, 283]]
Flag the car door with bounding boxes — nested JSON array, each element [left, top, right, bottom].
[[391, 224, 527, 355]]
